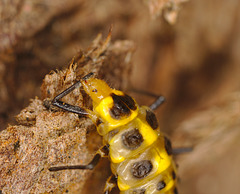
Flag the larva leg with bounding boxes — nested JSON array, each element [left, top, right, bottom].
[[51, 81, 90, 116], [49, 153, 101, 171], [130, 88, 161, 98], [172, 147, 193, 155], [104, 174, 118, 194], [149, 95, 165, 110], [49, 145, 109, 171], [129, 88, 165, 110], [51, 72, 95, 116]]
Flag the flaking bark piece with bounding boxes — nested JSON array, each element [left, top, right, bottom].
[[0, 0, 84, 52], [0, 33, 135, 193]]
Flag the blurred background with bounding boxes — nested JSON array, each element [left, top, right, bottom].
[[0, 0, 240, 194]]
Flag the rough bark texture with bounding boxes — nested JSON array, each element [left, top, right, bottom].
[[1, 0, 240, 193], [0, 34, 135, 193]]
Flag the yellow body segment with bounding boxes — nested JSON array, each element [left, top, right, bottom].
[[80, 77, 178, 194], [95, 90, 139, 133], [108, 116, 159, 163]]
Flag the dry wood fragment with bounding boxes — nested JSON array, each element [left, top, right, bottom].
[[0, 33, 135, 194]]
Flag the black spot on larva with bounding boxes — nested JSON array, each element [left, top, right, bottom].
[[174, 187, 178, 194], [131, 160, 153, 179], [92, 89, 98, 92], [109, 93, 137, 119], [164, 136, 173, 155], [122, 128, 143, 150], [172, 170, 176, 180], [119, 94, 137, 110], [132, 189, 145, 194], [146, 110, 158, 130], [157, 181, 166, 191]]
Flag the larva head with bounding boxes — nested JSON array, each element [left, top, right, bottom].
[[81, 73, 139, 133], [81, 74, 112, 105]]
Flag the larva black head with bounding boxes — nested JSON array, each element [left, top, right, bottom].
[[131, 160, 153, 179], [109, 93, 137, 120]]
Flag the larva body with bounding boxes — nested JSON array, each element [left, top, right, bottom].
[[50, 73, 178, 194]]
